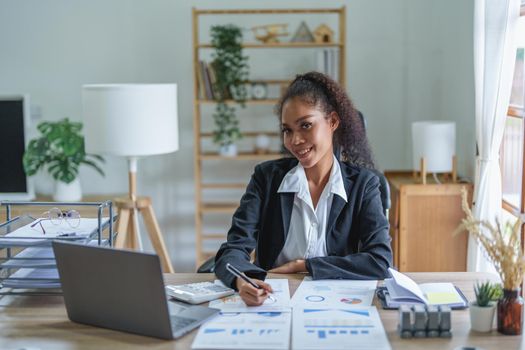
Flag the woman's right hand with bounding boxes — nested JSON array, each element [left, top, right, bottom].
[[235, 277, 273, 306]]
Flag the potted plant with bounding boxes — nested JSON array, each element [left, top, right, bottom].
[[470, 281, 499, 332], [23, 118, 105, 201], [210, 24, 249, 156], [457, 187, 525, 335]]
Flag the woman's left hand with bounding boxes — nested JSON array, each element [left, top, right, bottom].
[[268, 259, 307, 273]]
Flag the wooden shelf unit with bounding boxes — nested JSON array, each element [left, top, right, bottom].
[[192, 7, 347, 268], [199, 152, 282, 161], [197, 42, 343, 49]]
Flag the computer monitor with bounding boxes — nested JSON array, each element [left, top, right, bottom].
[[0, 95, 34, 200]]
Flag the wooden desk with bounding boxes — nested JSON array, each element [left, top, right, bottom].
[[0, 272, 522, 349]]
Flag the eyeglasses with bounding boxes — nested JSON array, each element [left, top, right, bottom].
[[30, 207, 81, 235]]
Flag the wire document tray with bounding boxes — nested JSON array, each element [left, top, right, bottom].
[[0, 200, 115, 295]]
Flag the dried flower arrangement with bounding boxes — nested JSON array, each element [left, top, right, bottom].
[[455, 187, 525, 290]]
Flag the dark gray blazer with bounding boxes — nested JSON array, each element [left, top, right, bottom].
[[214, 157, 393, 289]]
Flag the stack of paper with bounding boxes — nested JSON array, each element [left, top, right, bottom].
[[193, 277, 392, 349], [0, 239, 109, 290], [0, 246, 56, 268], [0, 217, 109, 247], [2, 268, 61, 289], [192, 279, 292, 349]]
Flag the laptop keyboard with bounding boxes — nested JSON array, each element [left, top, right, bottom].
[[171, 315, 197, 331]]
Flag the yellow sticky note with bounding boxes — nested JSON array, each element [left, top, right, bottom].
[[426, 292, 461, 305]]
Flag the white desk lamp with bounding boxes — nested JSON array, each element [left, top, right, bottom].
[[82, 84, 178, 272], [412, 121, 457, 184]]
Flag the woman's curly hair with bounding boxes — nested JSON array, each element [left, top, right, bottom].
[[275, 71, 375, 169]]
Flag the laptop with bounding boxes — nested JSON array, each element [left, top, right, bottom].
[[52, 241, 219, 340]]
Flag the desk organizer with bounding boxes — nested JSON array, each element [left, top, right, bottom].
[[0, 200, 115, 295], [398, 304, 452, 338]]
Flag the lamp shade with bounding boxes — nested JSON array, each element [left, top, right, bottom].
[[82, 84, 178, 157], [412, 121, 456, 172]]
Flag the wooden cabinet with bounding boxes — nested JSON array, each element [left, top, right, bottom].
[[385, 171, 472, 272]]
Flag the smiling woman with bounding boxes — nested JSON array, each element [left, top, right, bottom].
[[214, 72, 393, 306]]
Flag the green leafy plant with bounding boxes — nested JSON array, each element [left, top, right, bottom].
[[23, 118, 105, 183], [210, 24, 249, 146], [474, 281, 499, 307], [491, 283, 503, 301]]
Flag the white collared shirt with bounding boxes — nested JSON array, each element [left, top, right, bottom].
[[274, 155, 348, 267]]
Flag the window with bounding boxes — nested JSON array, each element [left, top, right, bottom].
[[500, 5, 525, 241]]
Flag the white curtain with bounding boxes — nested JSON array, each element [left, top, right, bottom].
[[468, 0, 521, 272]]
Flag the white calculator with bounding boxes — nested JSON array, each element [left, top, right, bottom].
[[166, 281, 235, 304]]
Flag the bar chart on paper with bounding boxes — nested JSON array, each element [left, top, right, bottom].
[[292, 307, 391, 350], [192, 311, 291, 349]]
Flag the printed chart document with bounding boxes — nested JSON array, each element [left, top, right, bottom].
[[385, 268, 466, 308], [192, 311, 291, 350], [0, 246, 56, 268], [2, 268, 60, 288], [291, 277, 377, 307], [209, 279, 290, 312], [292, 306, 391, 350], [0, 239, 109, 269], [0, 218, 110, 246]]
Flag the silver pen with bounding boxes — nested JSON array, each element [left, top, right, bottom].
[[226, 263, 276, 302]]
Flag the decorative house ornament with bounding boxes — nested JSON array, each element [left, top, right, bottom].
[[252, 24, 289, 44], [291, 21, 315, 42], [313, 24, 334, 43]]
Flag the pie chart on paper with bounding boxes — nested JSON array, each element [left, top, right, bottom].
[[339, 297, 362, 305]]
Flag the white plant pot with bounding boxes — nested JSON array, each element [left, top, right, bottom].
[[219, 143, 238, 157], [469, 301, 496, 332], [53, 178, 82, 202]]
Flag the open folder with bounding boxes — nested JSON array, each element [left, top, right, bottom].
[[377, 268, 468, 309]]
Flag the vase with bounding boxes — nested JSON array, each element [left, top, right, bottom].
[[219, 143, 238, 157], [497, 289, 523, 335], [53, 178, 82, 202], [469, 301, 496, 332]]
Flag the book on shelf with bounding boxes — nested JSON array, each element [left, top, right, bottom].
[[201, 61, 214, 100], [207, 61, 218, 98], [198, 60, 224, 101], [196, 60, 207, 100], [316, 48, 339, 82]]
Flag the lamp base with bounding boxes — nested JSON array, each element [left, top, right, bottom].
[[114, 196, 174, 273], [412, 156, 457, 185]]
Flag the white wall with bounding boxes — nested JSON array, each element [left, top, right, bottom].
[[0, 0, 475, 271]]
